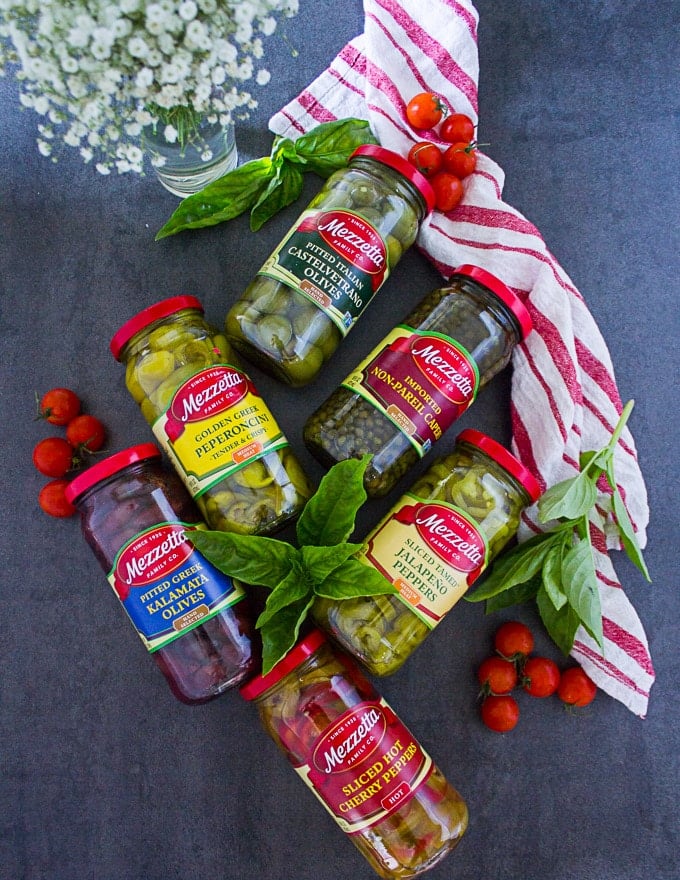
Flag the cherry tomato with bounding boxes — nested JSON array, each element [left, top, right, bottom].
[[405, 92, 446, 130], [440, 113, 475, 143], [557, 667, 597, 707], [522, 656, 561, 698], [38, 479, 77, 518], [66, 414, 106, 452], [37, 387, 81, 426], [407, 141, 443, 178], [480, 694, 519, 733], [494, 621, 534, 660], [430, 172, 464, 212], [477, 656, 518, 695], [442, 142, 477, 178], [32, 437, 74, 478]]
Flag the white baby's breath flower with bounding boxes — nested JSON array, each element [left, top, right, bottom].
[[178, 1, 198, 22], [96, 162, 111, 175], [256, 69, 270, 86], [80, 146, 93, 162], [33, 95, 49, 114], [163, 124, 178, 143], [128, 36, 149, 59], [37, 139, 52, 156]]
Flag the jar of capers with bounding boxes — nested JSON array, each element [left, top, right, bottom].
[[304, 265, 533, 496], [110, 296, 312, 536], [224, 145, 435, 386], [313, 430, 541, 676]]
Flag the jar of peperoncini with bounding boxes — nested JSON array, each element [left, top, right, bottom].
[[304, 265, 533, 496], [111, 296, 313, 535], [224, 145, 435, 386], [240, 629, 468, 878], [313, 430, 541, 676]]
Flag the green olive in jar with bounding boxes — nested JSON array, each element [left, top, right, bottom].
[[224, 145, 434, 387], [313, 430, 541, 676], [111, 296, 313, 536]]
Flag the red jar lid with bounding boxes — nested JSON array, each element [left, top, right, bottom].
[[110, 295, 204, 360], [451, 265, 533, 339], [351, 144, 436, 215], [456, 429, 541, 502], [240, 629, 327, 701], [65, 443, 162, 504]]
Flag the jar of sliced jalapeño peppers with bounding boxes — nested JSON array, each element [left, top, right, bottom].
[[66, 444, 257, 704], [304, 265, 533, 496], [224, 145, 435, 386], [313, 430, 541, 676], [240, 630, 468, 878]]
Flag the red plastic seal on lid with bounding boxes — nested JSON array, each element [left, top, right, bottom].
[[110, 295, 204, 360], [451, 265, 533, 339], [351, 144, 436, 215], [65, 443, 162, 504], [240, 630, 327, 701], [456, 429, 541, 502]]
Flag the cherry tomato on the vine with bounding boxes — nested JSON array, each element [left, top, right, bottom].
[[440, 113, 475, 144], [442, 142, 477, 179], [477, 656, 518, 695], [494, 621, 534, 660], [480, 694, 520, 733], [405, 92, 447, 130], [32, 437, 74, 478], [557, 667, 597, 707], [430, 172, 464, 212], [522, 656, 561, 698], [66, 414, 106, 453], [37, 387, 81, 426], [407, 141, 443, 178], [38, 479, 77, 518]]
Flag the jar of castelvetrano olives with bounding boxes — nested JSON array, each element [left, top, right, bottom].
[[313, 430, 541, 676], [65, 444, 258, 704], [240, 630, 468, 878], [111, 296, 312, 536], [224, 145, 435, 386], [304, 265, 532, 496]]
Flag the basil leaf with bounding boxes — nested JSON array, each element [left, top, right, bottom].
[[484, 576, 541, 613], [314, 558, 395, 600], [272, 135, 302, 165], [190, 529, 297, 588], [538, 471, 598, 522], [155, 157, 274, 239], [256, 566, 310, 629], [561, 539, 604, 650], [250, 160, 304, 231], [301, 542, 363, 584], [536, 583, 581, 655], [542, 542, 568, 610], [466, 532, 561, 602], [605, 461, 651, 582], [295, 118, 378, 177], [259, 593, 316, 674], [296, 455, 371, 547]]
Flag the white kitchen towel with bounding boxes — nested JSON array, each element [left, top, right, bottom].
[[270, 0, 654, 716]]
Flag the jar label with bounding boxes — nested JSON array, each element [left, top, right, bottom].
[[257, 208, 389, 336], [343, 325, 479, 455], [358, 495, 489, 629], [294, 697, 433, 834], [152, 364, 288, 496], [107, 522, 245, 652]]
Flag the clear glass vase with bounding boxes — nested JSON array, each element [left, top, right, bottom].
[[143, 113, 238, 197]]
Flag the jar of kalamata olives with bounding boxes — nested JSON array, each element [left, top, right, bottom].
[[111, 296, 313, 536], [313, 430, 541, 676], [304, 265, 532, 496], [65, 444, 257, 704], [240, 630, 468, 878], [224, 145, 435, 387]]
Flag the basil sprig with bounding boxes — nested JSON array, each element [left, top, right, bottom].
[[191, 456, 393, 673], [155, 118, 378, 240], [467, 400, 650, 655]]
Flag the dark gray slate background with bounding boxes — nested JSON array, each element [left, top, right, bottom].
[[2, 2, 679, 879]]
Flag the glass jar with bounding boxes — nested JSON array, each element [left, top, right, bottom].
[[240, 630, 468, 878], [313, 430, 541, 676], [224, 145, 435, 386], [65, 444, 257, 704], [110, 295, 313, 535], [304, 264, 532, 496]]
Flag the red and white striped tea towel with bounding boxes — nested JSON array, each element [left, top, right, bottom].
[[270, 0, 654, 715]]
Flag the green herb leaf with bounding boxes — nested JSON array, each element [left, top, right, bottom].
[[541, 542, 568, 610], [296, 455, 371, 547], [484, 576, 541, 613], [259, 593, 316, 674], [313, 558, 395, 601], [250, 160, 304, 231], [190, 529, 297, 588], [155, 157, 274, 239], [301, 543, 363, 584], [256, 565, 310, 629], [561, 538, 604, 650], [466, 532, 564, 602], [605, 460, 651, 581], [294, 119, 378, 177], [536, 583, 581, 655], [538, 470, 598, 522]]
